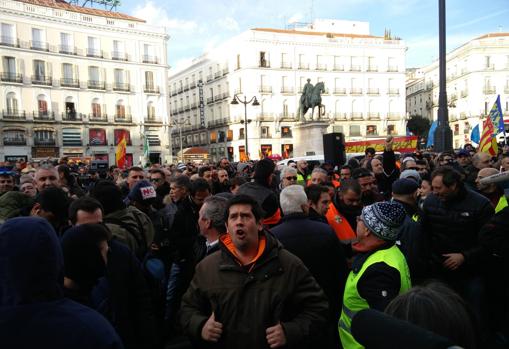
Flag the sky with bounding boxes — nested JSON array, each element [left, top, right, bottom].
[[115, 0, 509, 72]]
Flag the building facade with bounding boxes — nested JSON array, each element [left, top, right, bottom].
[[0, 0, 170, 165], [169, 19, 407, 162], [406, 33, 509, 148]]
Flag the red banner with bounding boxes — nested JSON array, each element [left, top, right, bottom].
[[345, 136, 418, 153]]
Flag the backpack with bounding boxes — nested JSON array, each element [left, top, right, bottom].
[[104, 213, 148, 259]]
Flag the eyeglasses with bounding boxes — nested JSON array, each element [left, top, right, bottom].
[[285, 176, 298, 181], [150, 178, 163, 183]]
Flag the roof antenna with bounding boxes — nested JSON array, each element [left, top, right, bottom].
[[308, 0, 315, 27]]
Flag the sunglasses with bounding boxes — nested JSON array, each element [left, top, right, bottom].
[[285, 176, 298, 181]]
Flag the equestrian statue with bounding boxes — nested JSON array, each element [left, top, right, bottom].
[[298, 79, 326, 122]]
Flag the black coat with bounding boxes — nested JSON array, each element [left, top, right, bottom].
[[271, 213, 348, 322], [422, 186, 494, 275], [376, 150, 400, 200], [168, 196, 201, 262]]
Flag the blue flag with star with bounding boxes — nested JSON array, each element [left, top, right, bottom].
[[489, 95, 505, 136]]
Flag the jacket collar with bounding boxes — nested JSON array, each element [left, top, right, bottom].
[[351, 242, 395, 273]]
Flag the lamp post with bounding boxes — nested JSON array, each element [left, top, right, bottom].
[[173, 118, 190, 163], [230, 94, 259, 160], [433, 0, 453, 152]]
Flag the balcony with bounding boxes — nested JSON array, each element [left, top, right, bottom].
[[258, 113, 275, 121], [183, 84, 189, 91], [333, 113, 347, 120], [483, 87, 496, 95], [505, 86, 509, 94], [259, 85, 272, 94], [144, 85, 160, 94], [206, 97, 214, 104], [259, 61, 270, 68], [142, 55, 159, 64], [298, 63, 310, 70], [32, 75, 52, 86], [281, 62, 292, 69], [190, 102, 198, 110], [388, 88, 400, 96], [350, 88, 363, 95], [316, 63, 327, 71], [88, 80, 106, 90], [89, 114, 108, 122], [34, 138, 56, 146], [278, 113, 296, 121], [59, 45, 77, 55], [484, 65, 495, 71], [206, 75, 213, 82], [61, 111, 82, 121], [189, 82, 197, 89], [145, 117, 162, 124], [387, 66, 399, 72], [222, 68, 229, 75], [350, 65, 361, 72], [115, 114, 132, 123], [368, 112, 381, 120], [1, 73, 23, 83], [333, 65, 344, 71], [112, 51, 129, 61], [367, 88, 379, 95], [281, 87, 295, 94], [461, 90, 469, 98], [367, 66, 378, 72], [3, 138, 26, 146], [333, 88, 347, 95], [61, 78, 80, 88], [30, 41, 48, 51], [214, 72, 222, 79], [87, 49, 103, 58], [388, 112, 401, 120], [351, 112, 363, 120], [0, 36, 19, 47], [113, 83, 131, 92], [33, 111, 55, 121], [2, 110, 26, 120]]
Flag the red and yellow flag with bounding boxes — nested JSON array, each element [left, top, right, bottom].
[[115, 135, 127, 168], [478, 117, 498, 156]]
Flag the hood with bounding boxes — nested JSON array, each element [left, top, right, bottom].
[[0, 217, 63, 306]]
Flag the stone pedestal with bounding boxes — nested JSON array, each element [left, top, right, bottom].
[[292, 121, 329, 157]]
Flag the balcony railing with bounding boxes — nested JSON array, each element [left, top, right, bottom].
[[278, 113, 296, 120], [3, 138, 26, 146], [367, 88, 379, 95], [350, 65, 361, 72], [113, 83, 131, 92], [0, 36, 18, 47], [368, 112, 381, 120], [87, 48, 103, 58], [2, 110, 26, 120], [88, 80, 106, 90], [32, 75, 52, 86], [350, 88, 363, 95], [259, 85, 272, 93], [259, 61, 270, 68], [222, 68, 229, 75], [115, 114, 132, 123], [298, 63, 310, 70], [89, 114, 108, 122], [367, 66, 378, 72], [483, 87, 496, 94], [33, 111, 55, 121], [351, 112, 363, 120], [281, 87, 295, 94], [388, 113, 401, 120], [281, 62, 292, 69], [144, 85, 160, 94], [316, 63, 327, 71], [333, 113, 347, 120], [145, 117, 162, 124], [59, 45, 77, 55], [461, 90, 469, 98], [484, 65, 495, 71], [190, 82, 197, 89], [504, 86, 509, 94], [387, 66, 399, 72], [214, 72, 222, 79], [61, 112, 82, 121], [206, 75, 213, 82], [112, 51, 129, 61], [30, 41, 48, 51], [142, 55, 159, 64], [206, 97, 214, 104], [333, 88, 347, 95], [333, 65, 344, 71], [183, 84, 189, 91], [1, 72, 23, 83], [257, 113, 275, 121], [388, 88, 400, 96], [61, 78, 80, 88], [34, 139, 56, 146]]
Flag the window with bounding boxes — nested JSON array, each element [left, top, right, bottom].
[[60, 32, 73, 53], [62, 128, 82, 146], [87, 36, 100, 57], [261, 126, 270, 138], [31, 28, 45, 49], [349, 125, 361, 136], [34, 130, 55, 145], [366, 125, 377, 135], [116, 100, 125, 118], [239, 127, 244, 139], [33, 60, 45, 80], [454, 124, 459, 135], [114, 69, 125, 86], [145, 71, 154, 88], [147, 102, 155, 118], [113, 40, 125, 60], [388, 57, 397, 72], [37, 95, 48, 116], [283, 100, 289, 116], [1, 23, 15, 45], [236, 54, 241, 69], [388, 125, 396, 135], [89, 128, 107, 146], [281, 126, 292, 138], [89, 66, 100, 82], [143, 44, 156, 63], [3, 56, 15, 73], [485, 56, 491, 69], [62, 63, 73, 79], [6, 92, 17, 114], [3, 129, 25, 145], [114, 129, 131, 145], [260, 51, 269, 68], [91, 98, 101, 117]]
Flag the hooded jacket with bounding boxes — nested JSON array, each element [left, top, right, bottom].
[[180, 230, 328, 349], [0, 217, 123, 349]]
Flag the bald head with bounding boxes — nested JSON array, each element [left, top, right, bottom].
[[472, 152, 492, 170], [476, 167, 499, 193]]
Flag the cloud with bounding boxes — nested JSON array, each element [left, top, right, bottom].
[[449, 9, 509, 30], [217, 17, 240, 31], [170, 57, 196, 74], [288, 13, 304, 24], [133, 1, 197, 31]]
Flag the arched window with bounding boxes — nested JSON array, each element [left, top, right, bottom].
[[37, 94, 48, 116], [6, 92, 18, 115], [91, 98, 101, 117]]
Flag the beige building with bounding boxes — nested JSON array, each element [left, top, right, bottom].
[[0, 0, 170, 165]]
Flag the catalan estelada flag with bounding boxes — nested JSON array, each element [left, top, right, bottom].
[[116, 135, 127, 168], [478, 117, 498, 156]]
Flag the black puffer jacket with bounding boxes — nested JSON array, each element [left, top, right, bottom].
[[422, 186, 494, 273]]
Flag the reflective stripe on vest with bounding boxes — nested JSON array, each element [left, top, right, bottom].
[[495, 196, 508, 214], [338, 245, 412, 349], [325, 204, 357, 243]]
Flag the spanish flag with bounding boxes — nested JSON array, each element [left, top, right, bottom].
[[116, 135, 127, 168], [478, 117, 498, 156]]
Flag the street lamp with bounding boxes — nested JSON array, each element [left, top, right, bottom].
[[173, 117, 190, 163], [230, 94, 260, 160]]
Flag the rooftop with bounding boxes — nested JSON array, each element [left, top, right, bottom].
[[16, 0, 145, 22], [251, 27, 383, 39], [475, 32, 509, 40]]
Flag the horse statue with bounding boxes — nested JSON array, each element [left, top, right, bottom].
[[298, 80, 326, 122]]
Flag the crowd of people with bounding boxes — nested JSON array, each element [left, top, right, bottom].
[[1, 136, 509, 349]]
